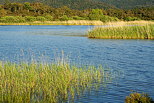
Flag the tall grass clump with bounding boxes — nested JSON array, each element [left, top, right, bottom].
[[0, 61, 111, 103], [88, 24, 154, 39], [125, 92, 154, 103]]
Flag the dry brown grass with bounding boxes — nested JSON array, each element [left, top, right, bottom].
[[0, 20, 153, 25]]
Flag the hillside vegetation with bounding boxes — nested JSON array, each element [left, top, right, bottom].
[[0, 0, 153, 9], [0, 0, 116, 10], [0, 2, 153, 23], [100, 0, 154, 9]]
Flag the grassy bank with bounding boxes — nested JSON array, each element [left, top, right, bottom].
[[0, 20, 153, 26], [0, 61, 110, 103], [0, 20, 105, 25], [88, 22, 154, 39]]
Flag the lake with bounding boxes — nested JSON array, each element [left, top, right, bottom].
[[0, 25, 154, 103]]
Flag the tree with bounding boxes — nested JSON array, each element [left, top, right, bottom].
[[24, 2, 33, 12], [0, 9, 7, 17], [100, 15, 119, 22], [4, 0, 10, 5], [88, 9, 103, 20]]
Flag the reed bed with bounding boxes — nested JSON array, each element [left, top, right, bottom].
[[0, 20, 153, 26], [88, 24, 154, 39], [103, 21, 154, 27], [0, 61, 110, 103], [0, 20, 104, 25], [0, 20, 154, 26], [125, 92, 154, 103]]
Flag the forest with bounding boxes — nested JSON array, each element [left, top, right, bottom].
[[0, 0, 153, 9], [0, 2, 153, 23]]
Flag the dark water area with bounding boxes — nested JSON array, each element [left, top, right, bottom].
[[0, 25, 154, 103]]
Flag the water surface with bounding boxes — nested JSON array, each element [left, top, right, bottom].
[[0, 25, 154, 103]]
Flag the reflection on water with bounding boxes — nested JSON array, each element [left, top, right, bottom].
[[0, 25, 154, 103]]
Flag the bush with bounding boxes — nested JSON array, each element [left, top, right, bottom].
[[15, 16, 26, 23], [72, 16, 85, 20], [124, 16, 141, 21], [100, 15, 119, 22], [0, 16, 26, 23], [44, 15, 53, 21], [0, 9, 7, 17], [36, 16, 46, 22], [125, 92, 154, 103], [0, 17, 6, 23], [0, 16, 17, 23], [60, 15, 70, 21], [25, 16, 36, 22], [88, 9, 103, 20]]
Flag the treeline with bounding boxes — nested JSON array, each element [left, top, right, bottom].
[[99, 0, 154, 9], [0, 2, 153, 23], [0, 0, 153, 9], [0, 0, 116, 10]]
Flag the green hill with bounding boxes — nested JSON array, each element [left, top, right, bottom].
[[0, 0, 153, 9], [0, 0, 116, 10], [99, 0, 154, 9]]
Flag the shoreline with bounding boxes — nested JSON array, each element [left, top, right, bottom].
[[0, 20, 153, 26], [88, 37, 154, 40], [0, 20, 104, 25]]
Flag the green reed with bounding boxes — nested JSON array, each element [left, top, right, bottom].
[[0, 61, 111, 103], [88, 24, 154, 39]]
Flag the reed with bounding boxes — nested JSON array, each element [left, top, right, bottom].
[[0, 61, 110, 103], [0, 20, 104, 25], [0, 20, 153, 26], [88, 23, 154, 39], [125, 92, 154, 103]]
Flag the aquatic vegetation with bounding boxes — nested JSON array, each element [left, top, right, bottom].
[[0, 61, 111, 103], [88, 23, 154, 39], [0, 20, 105, 25], [125, 92, 154, 103]]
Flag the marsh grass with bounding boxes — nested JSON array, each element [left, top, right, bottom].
[[88, 23, 154, 39], [0, 61, 111, 103], [125, 92, 154, 103], [0, 20, 153, 26], [0, 20, 104, 25]]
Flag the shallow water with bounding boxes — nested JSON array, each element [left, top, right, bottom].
[[0, 25, 154, 103]]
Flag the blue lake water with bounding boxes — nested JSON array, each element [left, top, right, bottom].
[[0, 25, 154, 103]]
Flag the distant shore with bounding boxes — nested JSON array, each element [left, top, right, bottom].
[[0, 20, 104, 25], [0, 20, 153, 26]]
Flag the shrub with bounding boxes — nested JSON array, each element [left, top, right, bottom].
[[24, 2, 33, 10], [0, 9, 7, 17], [0, 16, 17, 23], [125, 92, 154, 103], [0, 16, 26, 23], [36, 16, 46, 22], [100, 15, 119, 22], [88, 9, 103, 20], [60, 15, 70, 21], [25, 16, 36, 22], [44, 15, 53, 21], [124, 16, 141, 21], [0, 17, 6, 22], [15, 16, 26, 23], [72, 16, 85, 20]]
